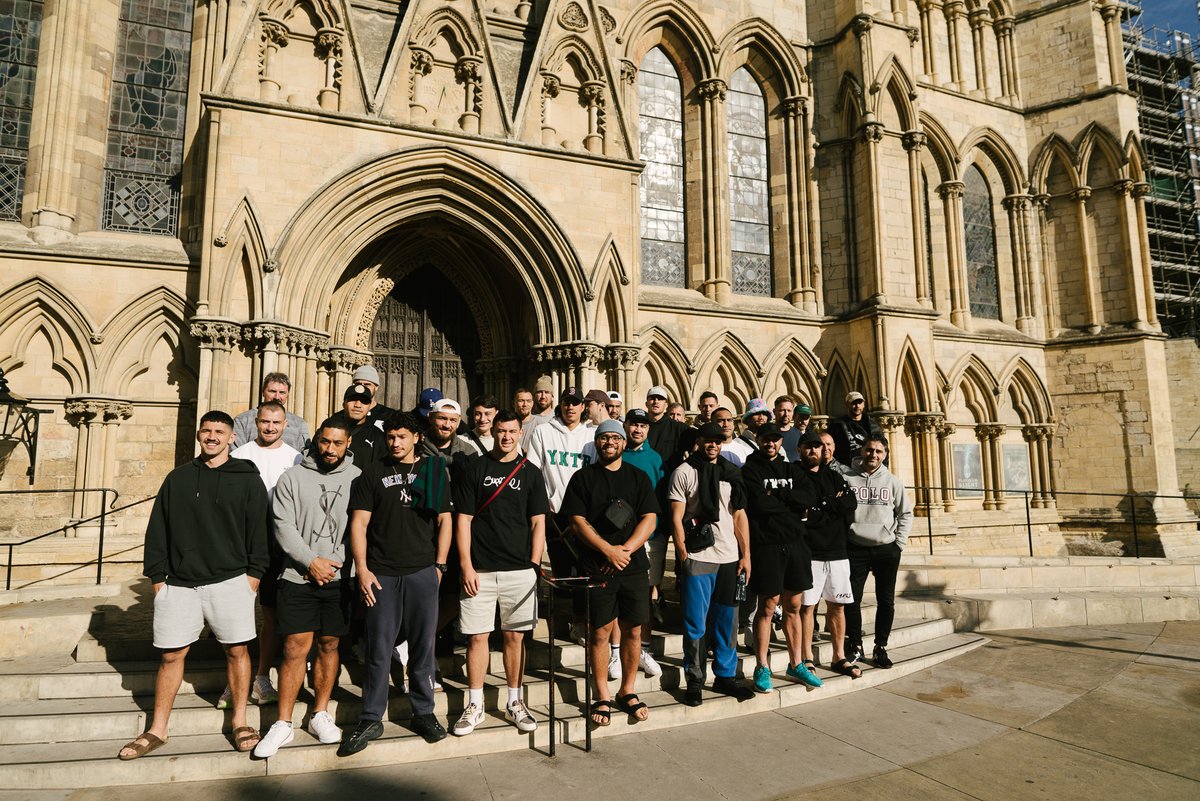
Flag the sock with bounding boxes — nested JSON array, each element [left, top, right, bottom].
[[469, 687, 484, 708], [507, 686, 521, 706]]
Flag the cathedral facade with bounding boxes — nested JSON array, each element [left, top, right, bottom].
[[0, 0, 1194, 555]]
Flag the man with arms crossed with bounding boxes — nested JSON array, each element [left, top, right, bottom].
[[254, 417, 361, 756], [119, 411, 268, 759], [341, 412, 453, 754], [562, 420, 659, 726]]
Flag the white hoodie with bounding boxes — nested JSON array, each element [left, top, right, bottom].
[[524, 415, 594, 513]]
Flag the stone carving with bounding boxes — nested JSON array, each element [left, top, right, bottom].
[[619, 60, 637, 85], [65, 398, 133, 427], [598, 7, 616, 34], [975, 422, 1006, 440], [189, 320, 242, 349], [559, 2, 588, 31], [697, 78, 727, 102], [782, 96, 807, 117], [860, 121, 885, 144], [355, 278, 395, 350], [901, 131, 926, 152]]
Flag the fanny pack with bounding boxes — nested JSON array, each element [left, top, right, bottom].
[[683, 518, 716, 553]]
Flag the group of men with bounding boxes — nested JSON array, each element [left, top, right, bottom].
[[117, 368, 911, 761]]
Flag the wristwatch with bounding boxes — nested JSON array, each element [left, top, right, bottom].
[[435, 563, 448, 574]]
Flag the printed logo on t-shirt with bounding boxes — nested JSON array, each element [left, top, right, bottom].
[[380, 471, 414, 503], [483, 474, 522, 491], [545, 449, 591, 468], [853, 485, 893, 505]]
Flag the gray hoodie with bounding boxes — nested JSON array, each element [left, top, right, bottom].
[[845, 463, 913, 549], [272, 452, 361, 584]]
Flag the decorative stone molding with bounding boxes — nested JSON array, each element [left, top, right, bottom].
[[906, 26, 920, 44], [316, 29, 342, 59], [1021, 423, 1055, 442], [532, 341, 604, 368], [1069, 186, 1092, 203], [975, 422, 1005, 440], [619, 60, 637, 85], [559, 1, 588, 31], [260, 17, 289, 47], [782, 96, 807, 117], [872, 410, 907, 433], [598, 7, 616, 34], [263, 258, 278, 273], [904, 412, 945, 436], [993, 16, 1015, 36], [190, 319, 242, 350], [65, 397, 133, 427], [541, 73, 560, 98], [697, 78, 727, 102], [852, 14, 874, 35], [860, 121, 885, 144], [1131, 181, 1152, 199], [901, 131, 926, 152], [1002, 193, 1031, 212], [1112, 178, 1134, 197], [938, 180, 965, 200], [936, 421, 957, 439], [327, 347, 371, 373], [355, 278, 395, 350], [605, 344, 642, 370]]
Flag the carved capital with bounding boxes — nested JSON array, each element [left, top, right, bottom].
[[1002, 193, 1031, 212], [1022, 422, 1056, 442], [65, 397, 133, 427], [852, 14, 874, 36], [541, 72, 561, 98], [975, 422, 1005, 441], [1131, 181, 1152, 199], [1098, 4, 1121, 23], [263, 258, 278, 273], [904, 412, 945, 436], [1070, 186, 1092, 203], [782, 95, 807, 118], [936, 421, 957, 439], [993, 16, 1015, 36], [901, 130, 926, 152], [872, 410, 907, 433], [605, 344, 642, 369], [410, 47, 434, 76], [455, 55, 482, 84], [189, 319, 242, 350], [808, 415, 830, 434], [579, 80, 605, 106], [943, 1, 966, 20], [938, 180, 965, 200], [327, 347, 371, 373], [260, 17, 289, 48], [619, 59, 638, 85], [1112, 178, 1134, 197], [316, 29, 342, 59], [697, 78, 727, 103]]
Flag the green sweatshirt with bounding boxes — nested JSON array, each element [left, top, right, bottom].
[[143, 457, 269, 586]]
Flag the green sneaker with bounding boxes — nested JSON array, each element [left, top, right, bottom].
[[752, 664, 773, 693], [786, 662, 824, 688]]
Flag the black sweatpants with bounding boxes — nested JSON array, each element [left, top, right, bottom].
[[361, 566, 439, 721], [845, 541, 902, 650]]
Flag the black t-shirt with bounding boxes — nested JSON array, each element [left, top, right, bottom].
[[560, 461, 659, 575], [454, 454, 549, 572], [348, 421, 386, 469], [349, 456, 450, 576]]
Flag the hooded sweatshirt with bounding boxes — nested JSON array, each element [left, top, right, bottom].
[[800, 464, 858, 561], [524, 415, 594, 513], [742, 450, 816, 545], [845, 464, 913, 549], [272, 453, 362, 585], [143, 457, 269, 586]]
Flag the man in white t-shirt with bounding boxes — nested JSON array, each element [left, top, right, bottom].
[[227, 400, 302, 707]]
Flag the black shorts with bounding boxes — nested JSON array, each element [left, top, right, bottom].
[[276, 580, 352, 637], [749, 540, 813, 597], [587, 572, 650, 628], [258, 557, 284, 608]]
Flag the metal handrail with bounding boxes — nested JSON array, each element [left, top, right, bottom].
[[3, 489, 154, 590], [536, 569, 608, 757]]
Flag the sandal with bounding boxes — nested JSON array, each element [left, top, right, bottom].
[[590, 699, 613, 727], [118, 731, 167, 761], [233, 725, 261, 752], [831, 659, 863, 679], [803, 659, 818, 672], [615, 692, 650, 723]]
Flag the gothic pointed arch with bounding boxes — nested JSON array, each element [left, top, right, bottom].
[[1029, 133, 1080, 191], [619, 0, 717, 80], [761, 337, 825, 408], [895, 339, 931, 412], [0, 277, 96, 393], [959, 127, 1024, 195], [872, 55, 918, 132], [1077, 122, 1127, 181], [714, 18, 806, 99], [850, 354, 873, 406], [1124, 132, 1148, 183], [97, 287, 194, 395], [693, 330, 764, 404], [822, 350, 852, 416], [919, 112, 959, 181], [271, 145, 588, 347], [411, 7, 481, 56], [635, 324, 693, 404], [262, 0, 342, 29], [998, 355, 1052, 424], [835, 71, 867, 136], [543, 34, 604, 80], [590, 236, 631, 342], [945, 353, 999, 420], [212, 195, 269, 320]]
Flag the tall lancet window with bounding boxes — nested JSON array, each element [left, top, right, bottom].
[[727, 68, 771, 296], [638, 48, 685, 287]]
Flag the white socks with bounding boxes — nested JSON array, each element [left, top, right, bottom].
[[469, 687, 484, 708], [507, 686, 521, 706]]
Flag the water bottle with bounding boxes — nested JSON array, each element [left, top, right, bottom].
[[735, 570, 747, 602]]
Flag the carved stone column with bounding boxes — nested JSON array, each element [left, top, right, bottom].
[[316, 29, 343, 111], [905, 412, 944, 514], [1130, 182, 1159, 326], [975, 423, 1006, 510], [783, 96, 817, 310], [916, 0, 940, 81], [455, 55, 483, 134], [258, 17, 289, 101], [993, 17, 1018, 101], [1033, 193, 1060, 335], [580, 80, 606, 154], [938, 180, 970, 328], [65, 397, 133, 534], [1099, 1, 1126, 87], [540, 72, 560, 146], [1022, 423, 1056, 508], [698, 78, 731, 302], [1070, 186, 1102, 332], [533, 342, 602, 391], [944, 1, 967, 90], [853, 15, 875, 79], [409, 48, 434, 122], [1002, 193, 1034, 331], [605, 344, 642, 401], [874, 409, 907, 475], [1113, 178, 1152, 328], [904, 131, 932, 306], [860, 119, 888, 303], [325, 347, 370, 420], [967, 8, 990, 95], [190, 319, 242, 422], [936, 421, 957, 511]]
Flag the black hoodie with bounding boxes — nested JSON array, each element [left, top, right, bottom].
[[798, 464, 858, 561], [742, 450, 817, 546], [143, 457, 270, 586]]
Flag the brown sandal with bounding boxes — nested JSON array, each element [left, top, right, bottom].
[[233, 725, 260, 752], [118, 731, 167, 760]]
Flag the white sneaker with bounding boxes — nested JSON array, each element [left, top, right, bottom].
[[743, 627, 757, 653], [253, 720, 294, 758], [216, 685, 232, 709], [452, 702, 485, 736], [393, 641, 409, 665], [506, 700, 537, 733], [251, 675, 278, 704], [638, 648, 663, 678], [306, 710, 341, 744], [568, 623, 588, 646], [608, 648, 622, 680]]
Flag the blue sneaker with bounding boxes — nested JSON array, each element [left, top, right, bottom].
[[752, 664, 773, 693], [786, 661, 824, 688]]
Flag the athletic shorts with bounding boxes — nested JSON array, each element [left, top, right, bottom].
[[152, 573, 257, 649], [258, 568, 281, 609], [749, 540, 813, 597], [645, 536, 669, 586], [588, 571, 650, 628], [458, 569, 539, 635], [276, 579, 352, 637], [801, 559, 854, 606]]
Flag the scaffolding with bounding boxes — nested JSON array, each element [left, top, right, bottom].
[[1123, 2, 1200, 339]]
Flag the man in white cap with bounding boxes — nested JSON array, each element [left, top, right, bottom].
[[829, 391, 883, 468], [351, 365, 395, 431], [645, 385, 688, 466], [606, 391, 624, 421]]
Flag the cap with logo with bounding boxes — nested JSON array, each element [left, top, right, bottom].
[[624, 408, 651, 425], [417, 387, 444, 417], [560, 386, 584, 404], [344, 384, 373, 403]]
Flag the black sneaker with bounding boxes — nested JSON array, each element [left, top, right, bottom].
[[873, 645, 893, 669], [683, 687, 703, 707], [711, 676, 754, 702], [411, 714, 448, 744], [336, 720, 383, 757], [846, 642, 864, 665]]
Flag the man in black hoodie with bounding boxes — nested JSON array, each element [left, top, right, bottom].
[[118, 411, 269, 760], [742, 424, 822, 692]]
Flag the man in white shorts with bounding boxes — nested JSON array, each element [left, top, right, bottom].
[[451, 411, 548, 735], [118, 411, 269, 759], [795, 431, 861, 679]]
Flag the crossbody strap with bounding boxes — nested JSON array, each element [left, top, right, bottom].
[[476, 457, 527, 515]]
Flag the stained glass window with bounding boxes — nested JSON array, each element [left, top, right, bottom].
[[638, 48, 685, 287], [102, 0, 193, 236], [963, 165, 1000, 319], [727, 68, 770, 296], [0, 1, 44, 221]]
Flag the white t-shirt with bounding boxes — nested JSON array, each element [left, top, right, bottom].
[[720, 438, 755, 467], [667, 462, 740, 565], [231, 441, 302, 499]]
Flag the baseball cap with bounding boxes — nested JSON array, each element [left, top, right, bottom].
[[624, 408, 651, 425], [757, 423, 784, 441], [344, 384, 372, 403], [560, 386, 584, 404], [584, 389, 609, 404], [846, 391, 865, 404], [607, 391, 623, 403], [646, 385, 669, 400], [594, 419, 626, 440], [352, 364, 382, 386], [697, 422, 723, 441], [797, 403, 813, 416], [798, 430, 824, 447], [417, 387, 444, 417], [431, 398, 462, 416]]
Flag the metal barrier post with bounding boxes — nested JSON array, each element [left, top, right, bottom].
[[926, 492, 934, 556], [96, 489, 107, 585], [584, 584, 592, 754], [1129, 493, 1140, 558], [5, 543, 12, 591], [1024, 491, 1033, 557], [546, 582, 556, 757]]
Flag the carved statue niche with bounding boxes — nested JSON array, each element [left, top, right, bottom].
[[541, 44, 602, 152]]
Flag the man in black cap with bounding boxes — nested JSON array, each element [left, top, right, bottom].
[[340, 384, 385, 467]]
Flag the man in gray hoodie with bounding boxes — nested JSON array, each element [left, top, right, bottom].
[[843, 436, 912, 669], [254, 417, 362, 757]]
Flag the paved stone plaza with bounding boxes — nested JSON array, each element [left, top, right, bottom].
[[14, 620, 1198, 801]]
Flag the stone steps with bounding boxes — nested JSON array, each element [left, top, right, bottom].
[[0, 628, 985, 788], [895, 589, 1200, 631]]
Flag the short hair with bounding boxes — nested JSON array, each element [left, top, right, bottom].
[[317, 415, 352, 436], [200, 410, 234, 428], [493, 409, 520, 427], [667, 402, 685, 414], [470, 394, 500, 411], [712, 406, 732, 418], [863, 435, 889, 452], [773, 394, 795, 406], [699, 391, 718, 403], [256, 399, 286, 417], [261, 372, 290, 391], [513, 387, 532, 398], [383, 410, 424, 436]]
